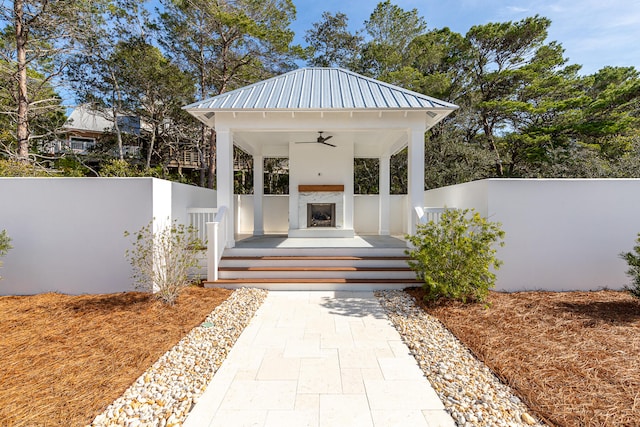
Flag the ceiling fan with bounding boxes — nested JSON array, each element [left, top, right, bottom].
[[295, 131, 336, 147]]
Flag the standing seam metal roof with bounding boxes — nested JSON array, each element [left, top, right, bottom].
[[184, 67, 458, 111]]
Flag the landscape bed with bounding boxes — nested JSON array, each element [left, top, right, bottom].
[[2, 286, 638, 426], [406, 288, 640, 427], [0, 286, 232, 427]]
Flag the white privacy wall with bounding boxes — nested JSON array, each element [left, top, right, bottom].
[[0, 178, 216, 295], [236, 195, 289, 234], [424, 179, 640, 292]]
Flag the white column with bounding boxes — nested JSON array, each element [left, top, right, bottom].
[[216, 128, 235, 248], [253, 154, 264, 235], [379, 154, 390, 235], [407, 125, 425, 237]]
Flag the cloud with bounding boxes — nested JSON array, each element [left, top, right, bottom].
[[505, 6, 529, 13]]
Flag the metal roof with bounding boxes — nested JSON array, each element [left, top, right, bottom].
[[184, 67, 458, 111]]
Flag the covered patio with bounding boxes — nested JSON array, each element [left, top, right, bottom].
[[185, 67, 458, 248]]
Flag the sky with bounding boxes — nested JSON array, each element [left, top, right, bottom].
[[290, 0, 640, 75]]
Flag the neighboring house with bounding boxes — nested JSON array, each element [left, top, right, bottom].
[[166, 145, 201, 171], [50, 105, 203, 173], [47, 105, 142, 156]]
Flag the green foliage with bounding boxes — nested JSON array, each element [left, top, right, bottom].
[[305, 12, 362, 68], [100, 159, 160, 177], [354, 158, 379, 194], [359, 0, 426, 77], [0, 159, 49, 176], [0, 229, 12, 279], [406, 209, 505, 303], [620, 233, 640, 299], [124, 220, 203, 305]]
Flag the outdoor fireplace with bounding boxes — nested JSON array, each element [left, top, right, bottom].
[[307, 203, 336, 227]]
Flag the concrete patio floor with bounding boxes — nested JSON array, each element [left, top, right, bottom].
[[233, 234, 408, 249], [184, 291, 454, 427]]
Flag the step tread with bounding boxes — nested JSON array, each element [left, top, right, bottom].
[[207, 278, 422, 284], [219, 266, 411, 272], [221, 256, 409, 261]]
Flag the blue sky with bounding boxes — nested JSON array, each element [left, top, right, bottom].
[[290, 0, 640, 75]]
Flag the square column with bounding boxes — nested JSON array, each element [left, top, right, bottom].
[[216, 128, 235, 248], [407, 125, 426, 237], [253, 154, 264, 235], [379, 154, 390, 235]]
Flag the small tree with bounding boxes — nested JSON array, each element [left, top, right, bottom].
[[0, 229, 12, 279], [406, 208, 505, 303], [620, 233, 640, 299], [124, 220, 202, 304]]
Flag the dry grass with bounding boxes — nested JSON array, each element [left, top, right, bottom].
[[406, 287, 640, 427], [0, 286, 232, 427]]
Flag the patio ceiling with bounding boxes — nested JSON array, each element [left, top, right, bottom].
[[233, 128, 406, 158]]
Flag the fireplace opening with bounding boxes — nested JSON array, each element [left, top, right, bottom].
[[307, 203, 336, 227]]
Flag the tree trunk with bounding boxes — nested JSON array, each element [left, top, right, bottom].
[[112, 106, 124, 161], [207, 129, 216, 189], [482, 115, 504, 176], [146, 125, 156, 169], [15, 0, 30, 162], [199, 124, 207, 187]]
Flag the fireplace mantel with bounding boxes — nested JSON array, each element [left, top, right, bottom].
[[298, 185, 344, 192]]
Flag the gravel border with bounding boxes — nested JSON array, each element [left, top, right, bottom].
[[91, 287, 546, 427], [90, 287, 268, 427], [375, 290, 545, 427]]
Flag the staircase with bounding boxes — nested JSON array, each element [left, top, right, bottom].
[[204, 247, 420, 291]]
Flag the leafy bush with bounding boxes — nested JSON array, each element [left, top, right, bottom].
[[125, 220, 203, 304], [0, 159, 49, 176], [406, 208, 505, 303], [0, 229, 12, 279], [620, 233, 640, 299]]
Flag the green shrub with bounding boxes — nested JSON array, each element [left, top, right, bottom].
[[124, 220, 203, 304], [406, 208, 505, 303], [620, 233, 640, 299], [0, 159, 49, 176], [0, 229, 12, 279]]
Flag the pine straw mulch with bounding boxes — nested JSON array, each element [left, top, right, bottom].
[[405, 287, 640, 427], [0, 286, 233, 427]]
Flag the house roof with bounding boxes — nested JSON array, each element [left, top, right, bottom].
[[64, 105, 114, 133], [184, 67, 459, 111], [63, 105, 142, 135]]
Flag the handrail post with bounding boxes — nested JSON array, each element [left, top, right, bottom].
[[206, 221, 218, 281], [206, 205, 228, 282]]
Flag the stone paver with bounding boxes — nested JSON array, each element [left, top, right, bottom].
[[184, 291, 455, 427]]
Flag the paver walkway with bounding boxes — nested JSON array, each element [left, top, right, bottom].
[[184, 291, 455, 427]]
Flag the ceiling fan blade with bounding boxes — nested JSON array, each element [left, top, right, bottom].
[[321, 141, 336, 147], [322, 135, 333, 141], [294, 141, 316, 144]]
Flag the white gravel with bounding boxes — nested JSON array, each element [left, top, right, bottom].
[[89, 287, 267, 427], [375, 290, 546, 427]]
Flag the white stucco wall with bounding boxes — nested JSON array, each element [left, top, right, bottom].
[[236, 195, 289, 234], [424, 179, 640, 292], [423, 180, 489, 216], [171, 181, 218, 225], [354, 195, 407, 235], [0, 178, 216, 295]]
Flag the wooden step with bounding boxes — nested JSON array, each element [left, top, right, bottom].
[[204, 277, 422, 291], [207, 278, 421, 284], [221, 255, 410, 261], [219, 266, 411, 272]]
